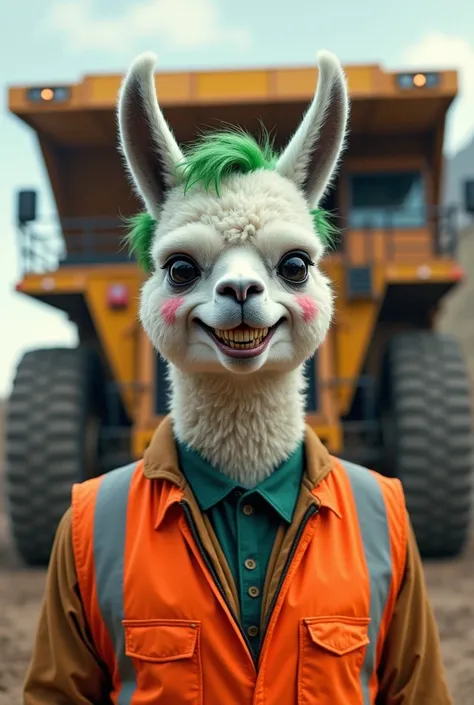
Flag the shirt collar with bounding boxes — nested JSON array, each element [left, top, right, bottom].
[[255, 443, 304, 522], [176, 439, 304, 523], [176, 441, 237, 511]]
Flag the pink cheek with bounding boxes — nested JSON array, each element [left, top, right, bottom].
[[296, 295, 318, 323], [160, 298, 185, 325]]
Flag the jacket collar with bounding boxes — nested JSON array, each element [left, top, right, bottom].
[[143, 415, 342, 528]]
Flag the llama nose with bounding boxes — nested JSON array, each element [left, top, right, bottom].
[[216, 276, 264, 302]]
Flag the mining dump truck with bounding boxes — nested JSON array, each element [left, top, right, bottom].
[[6, 61, 473, 566]]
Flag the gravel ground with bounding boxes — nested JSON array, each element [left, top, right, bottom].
[[0, 481, 473, 704]]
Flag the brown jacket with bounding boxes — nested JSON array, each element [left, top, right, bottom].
[[23, 419, 452, 704]]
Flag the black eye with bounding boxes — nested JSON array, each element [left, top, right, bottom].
[[167, 258, 200, 286], [277, 252, 312, 284]]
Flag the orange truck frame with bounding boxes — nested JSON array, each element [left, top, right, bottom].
[[5, 61, 474, 566]]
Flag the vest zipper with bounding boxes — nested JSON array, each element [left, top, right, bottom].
[[180, 500, 257, 668], [260, 503, 319, 651]]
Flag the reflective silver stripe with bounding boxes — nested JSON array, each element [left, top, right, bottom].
[[340, 460, 392, 705], [93, 463, 138, 704]]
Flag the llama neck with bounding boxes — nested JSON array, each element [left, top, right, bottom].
[[168, 366, 307, 487]]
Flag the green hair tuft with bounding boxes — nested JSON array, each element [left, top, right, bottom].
[[123, 212, 157, 272], [310, 208, 340, 249], [178, 128, 278, 196]]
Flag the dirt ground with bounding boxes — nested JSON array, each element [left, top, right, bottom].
[[1, 472, 473, 704]]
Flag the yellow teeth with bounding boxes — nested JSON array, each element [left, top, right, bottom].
[[214, 327, 269, 349]]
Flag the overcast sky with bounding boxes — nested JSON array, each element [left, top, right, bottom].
[[1, 0, 473, 396]]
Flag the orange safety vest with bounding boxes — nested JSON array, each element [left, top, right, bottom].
[[72, 457, 407, 705]]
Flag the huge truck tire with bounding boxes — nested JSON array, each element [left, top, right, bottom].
[[380, 332, 473, 558], [5, 347, 105, 566]]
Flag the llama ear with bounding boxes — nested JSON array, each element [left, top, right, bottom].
[[117, 52, 184, 218], [275, 51, 349, 206]]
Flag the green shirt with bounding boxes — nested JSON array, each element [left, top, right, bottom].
[[176, 440, 304, 656]]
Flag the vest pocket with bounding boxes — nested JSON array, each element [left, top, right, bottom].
[[298, 616, 370, 704], [123, 619, 202, 703]]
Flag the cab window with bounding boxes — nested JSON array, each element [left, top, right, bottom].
[[348, 171, 427, 228]]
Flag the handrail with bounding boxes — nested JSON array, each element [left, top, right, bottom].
[[16, 206, 461, 276], [17, 215, 131, 275], [337, 204, 459, 264]]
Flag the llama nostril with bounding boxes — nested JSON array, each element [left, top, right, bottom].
[[217, 279, 264, 302]]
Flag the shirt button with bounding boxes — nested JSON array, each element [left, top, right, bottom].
[[242, 504, 254, 516], [248, 586, 260, 598], [247, 625, 259, 638], [245, 558, 257, 570]]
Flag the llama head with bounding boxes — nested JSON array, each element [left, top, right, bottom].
[[118, 52, 349, 376]]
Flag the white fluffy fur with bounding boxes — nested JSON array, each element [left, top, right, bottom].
[[170, 368, 307, 486], [118, 51, 349, 485]]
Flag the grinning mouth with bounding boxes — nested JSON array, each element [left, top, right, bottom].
[[197, 320, 283, 358], [213, 326, 270, 350]]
